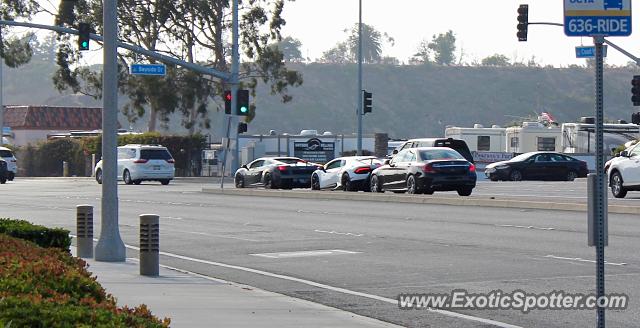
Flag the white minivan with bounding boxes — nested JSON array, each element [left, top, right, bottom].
[[0, 146, 17, 181], [94, 144, 175, 185]]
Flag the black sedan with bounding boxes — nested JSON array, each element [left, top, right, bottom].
[[234, 157, 321, 189], [369, 147, 477, 196], [0, 159, 6, 184], [484, 152, 588, 182]]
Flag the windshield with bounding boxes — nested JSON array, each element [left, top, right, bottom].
[[419, 149, 464, 161], [0, 150, 13, 157], [510, 153, 534, 162], [140, 149, 173, 160], [275, 158, 307, 164]]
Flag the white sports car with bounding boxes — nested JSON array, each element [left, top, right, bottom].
[[311, 156, 383, 191]]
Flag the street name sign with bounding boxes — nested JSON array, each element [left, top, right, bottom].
[[129, 63, 166, 76], [575, 45, 608, 58], [564, 0, 632, 37]]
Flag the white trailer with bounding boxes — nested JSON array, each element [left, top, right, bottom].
[[561, 122, 640, 154], [444, 124, 507, 152], [505, 122, 562, 153]]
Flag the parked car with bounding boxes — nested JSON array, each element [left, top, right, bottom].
[[390, 138, 474, 163], [485, 152, 588, 182], [370, 147, 476, 196], [0, 158, 7, 184], [0, 146, 17, 181], [311, 156, 383, 191], [95, 144, 175, 185], [605, 143, 640, 198], [234, 157, 321, 189]]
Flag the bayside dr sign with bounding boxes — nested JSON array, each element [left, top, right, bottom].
[[564, 0, 632, 37], [129, 63, 166, 76]]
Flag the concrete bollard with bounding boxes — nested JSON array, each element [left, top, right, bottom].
[[139, 214, 160, 276], [63, 161, 69, 177], [76, 205, 94, 258]]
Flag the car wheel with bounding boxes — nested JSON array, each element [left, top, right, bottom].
[[423, 188, 434, 195], [160, 179, 170, 185], [95, 169, 103, 184], [370, 175, 383, 193], [0, 177, 5, 184], [566, 171, 578, 182], [264, 173, 275, 189], [123, 170, 133, 185], [7, 172, 14, 181], [235, 174, 245, 188], [341, 173, 355, 191], [311, 174, 320, 190], [611, 172, 627, 198], [509, 170, 522, 182], [457, 187, 473, 196], [489, 176, 499, 182], [406, 175, 418, 194], [134, 180, 142, 185]]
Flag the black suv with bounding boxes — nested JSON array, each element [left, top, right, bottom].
[[0, 159, 7, 184]]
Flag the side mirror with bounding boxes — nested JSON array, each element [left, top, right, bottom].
[[241, 164, 248, 169], [620, 150, 629, 157], [383, 159, 390, 165], [392, 149, 398, 155]]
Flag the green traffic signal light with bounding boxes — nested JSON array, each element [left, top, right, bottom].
[[240, 106, 248, 114], [236, 89, 250, 116]]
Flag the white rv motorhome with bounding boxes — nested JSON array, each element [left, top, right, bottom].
[[561, 122, 640, 154], [505, 122, 562, 153], [444, 124, 507, 152]]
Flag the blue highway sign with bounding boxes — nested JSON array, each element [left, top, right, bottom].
[[129, 63, 166, 76], [564, 0, 632, 37]]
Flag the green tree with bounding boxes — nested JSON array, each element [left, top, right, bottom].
[[428, 30, 456, 66], [52, 0, 302, 132], [411, 39, 431, 65], [481, 54, 510, 67], [320, 42, 350, 64], [273, 36, 304, 63], [346, 23, 393, 64], [0, 0, 41, 68]]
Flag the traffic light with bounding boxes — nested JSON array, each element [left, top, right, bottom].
[[78, 23, 90, 51], [632, 75, 640, 106], [224, 90, 232, 114], [236, 89, 250, 116], [363, 90, 372, 114], [238, 122, 248, 134], [517, 4, 528, 42]]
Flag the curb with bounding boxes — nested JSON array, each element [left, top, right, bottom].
[[201, 188, 640, 215]]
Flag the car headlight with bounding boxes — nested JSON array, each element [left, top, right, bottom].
[[495, 164, 509, 170]]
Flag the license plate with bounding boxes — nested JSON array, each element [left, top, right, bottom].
[[153, 166, 161, 170]]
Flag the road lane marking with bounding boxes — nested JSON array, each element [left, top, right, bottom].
[[544, 255, 627, 266], [497, 224, 555, 231], [107, 242, 522, 328], [314, 229, 364, 237], [251, 249, 361, 259]]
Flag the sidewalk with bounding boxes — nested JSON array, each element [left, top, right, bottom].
[[77, 249, 400, 328]]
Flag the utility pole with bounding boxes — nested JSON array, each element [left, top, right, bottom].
[[356, 0, 363, 155], [95, 0, 126, 262], [0, 28, 4, 145], [231, 0, 240, 173]]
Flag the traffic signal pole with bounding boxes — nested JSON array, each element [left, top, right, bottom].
[[231, 0, 240, 174], [94, 0, 126, 262], [356, 0, 363, 156]]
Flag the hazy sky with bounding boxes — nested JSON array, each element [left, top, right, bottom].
[[30, 0, 640, 67], [280, 0, 639, 66]]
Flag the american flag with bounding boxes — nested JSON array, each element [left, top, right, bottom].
[[540, 112, 555, 123]]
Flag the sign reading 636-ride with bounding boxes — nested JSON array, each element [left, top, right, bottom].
[[564, 0, 632, 37]]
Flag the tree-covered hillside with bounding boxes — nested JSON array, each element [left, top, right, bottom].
[[4, 58, 640, 139]]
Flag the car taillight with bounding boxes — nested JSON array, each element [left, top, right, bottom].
[[354, 167, 371, 174], [166, 159, 175, 163], [133, 159, 148, 164], [469, 164, 476, 173], [422, 163, 434, 173], [277, 165, 288, 172]]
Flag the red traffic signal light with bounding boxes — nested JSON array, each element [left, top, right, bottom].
[[517, 4, 528, 42], [224, 90, 232, 114]]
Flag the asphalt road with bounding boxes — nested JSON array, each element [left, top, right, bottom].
[[1, 178, 638, 327]]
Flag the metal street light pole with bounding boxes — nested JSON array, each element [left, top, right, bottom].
[[231, 0, 240, 174], [0, 28, 4, 145], [95, 0, 126, 262], [356, 0, 363, 155]]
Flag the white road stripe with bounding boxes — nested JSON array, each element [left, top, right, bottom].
[[497, 224, 555, 231], [545, 255, 627, 266], [251, 249, 361, 258], [314, 229, 364, 237]]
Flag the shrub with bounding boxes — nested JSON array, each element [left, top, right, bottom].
[[0, 218, 71, 250], [0, 234, 170, 327]]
